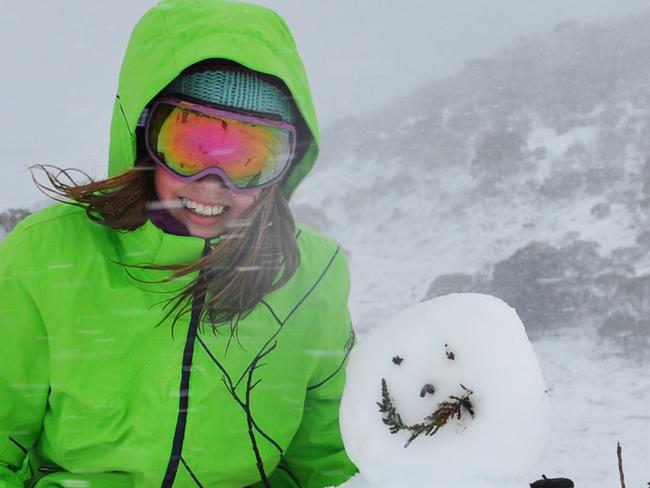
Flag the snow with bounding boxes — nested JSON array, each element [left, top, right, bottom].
[[338, 294, 549, 487], [530, 329, 650, 486], [527, 124, 599, 160]]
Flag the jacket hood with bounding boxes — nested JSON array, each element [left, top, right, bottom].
[[108, 0, 319, 200]]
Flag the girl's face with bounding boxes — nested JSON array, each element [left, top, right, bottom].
[[154, 166, 262, 239]]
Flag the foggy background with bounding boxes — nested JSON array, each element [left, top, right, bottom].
[[0, 0, 649, 207], [2, 1, 650, 486]]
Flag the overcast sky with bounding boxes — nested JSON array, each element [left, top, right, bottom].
[[1, 0, 649, 208]]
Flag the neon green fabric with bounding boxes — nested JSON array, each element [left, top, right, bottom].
[[0, 204, 356, 487], [108, 0, 320, 200], [1, 1, 357, 486]]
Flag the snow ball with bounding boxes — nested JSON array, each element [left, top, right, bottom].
[[339, 293, 550, 487]]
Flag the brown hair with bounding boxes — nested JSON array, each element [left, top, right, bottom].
[[30, 163, 300, 333]]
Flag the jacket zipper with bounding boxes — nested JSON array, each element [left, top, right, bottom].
[[161, 240, 211, 487]]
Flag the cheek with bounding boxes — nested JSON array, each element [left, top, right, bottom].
[[232, 190, 262, 213], [154, 166, 182, 201]]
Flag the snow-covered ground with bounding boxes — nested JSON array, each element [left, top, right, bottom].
[[531, 329, 650, 486]]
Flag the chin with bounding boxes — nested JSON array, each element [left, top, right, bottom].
[[187, 224, 224, 239]]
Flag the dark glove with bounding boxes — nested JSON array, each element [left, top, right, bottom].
[[530, 474, 574, 488]]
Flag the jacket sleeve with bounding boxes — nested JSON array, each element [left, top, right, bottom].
[[0, 226, 49, 487], [259, 249, 358, 488]]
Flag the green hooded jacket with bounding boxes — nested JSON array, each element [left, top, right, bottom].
[[0, 1, 357, 486]]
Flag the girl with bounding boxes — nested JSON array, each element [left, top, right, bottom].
[[0, 0, 357, 487]]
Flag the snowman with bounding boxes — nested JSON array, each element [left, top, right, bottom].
[[337, 293, 550, 488]]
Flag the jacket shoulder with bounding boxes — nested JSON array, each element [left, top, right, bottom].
[[295, 224, 343, 259], [15, 202, 89, 232], [3, 203, 115, 261], [295, 223, 350, 284]]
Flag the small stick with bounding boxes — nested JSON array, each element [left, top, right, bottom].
[[617, 441, 626, 488]]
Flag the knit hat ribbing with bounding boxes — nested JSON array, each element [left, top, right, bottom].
[[163, 68, 295, 123]]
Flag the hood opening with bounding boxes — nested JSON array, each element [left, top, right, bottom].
[[135, 57, 314, 192]]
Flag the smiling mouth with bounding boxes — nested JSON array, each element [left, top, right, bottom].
[[180, 197, 230, 217]]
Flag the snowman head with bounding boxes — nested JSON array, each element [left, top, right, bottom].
[[340, 293, 550, 486]]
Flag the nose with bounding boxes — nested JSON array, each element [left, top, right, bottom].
[[197, 174, 228, 189]]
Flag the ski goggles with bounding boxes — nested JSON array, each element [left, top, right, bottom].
[[142, 97, 297, 192]]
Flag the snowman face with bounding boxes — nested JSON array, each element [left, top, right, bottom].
[[377, 343, 477, 448], [339, 294, 550, 485]]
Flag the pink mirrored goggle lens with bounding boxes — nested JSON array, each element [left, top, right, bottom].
[[145, 99, 296, 190]]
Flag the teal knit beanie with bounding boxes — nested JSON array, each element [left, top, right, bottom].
[[163, 63, 295, 123]]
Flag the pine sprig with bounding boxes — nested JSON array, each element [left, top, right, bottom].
[[378, 378, 475, 447], [377, 378, 408, 433]]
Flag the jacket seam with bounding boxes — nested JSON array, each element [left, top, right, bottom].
[[158, 9, 180, 71], [261, 246, 340, 327], [5, 439, 33, 477], [116, 95, 132, 135], [307, 322, 354, 390], [306, 354, 348, 391], [277, 461, 301, 487], [8, 436, 27, 455], [180, 455, 205, 488], [197, 335, 287, 460]]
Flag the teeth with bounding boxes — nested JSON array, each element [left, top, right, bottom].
[[181, 198, 227, 216]]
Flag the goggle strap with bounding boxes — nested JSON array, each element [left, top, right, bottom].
[[137, 108, 151, 128]]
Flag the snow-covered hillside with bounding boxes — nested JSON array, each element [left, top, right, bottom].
[[293, 12, 650, 333]]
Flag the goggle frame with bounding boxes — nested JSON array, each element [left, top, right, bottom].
[[142, 96, 298, 193]]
